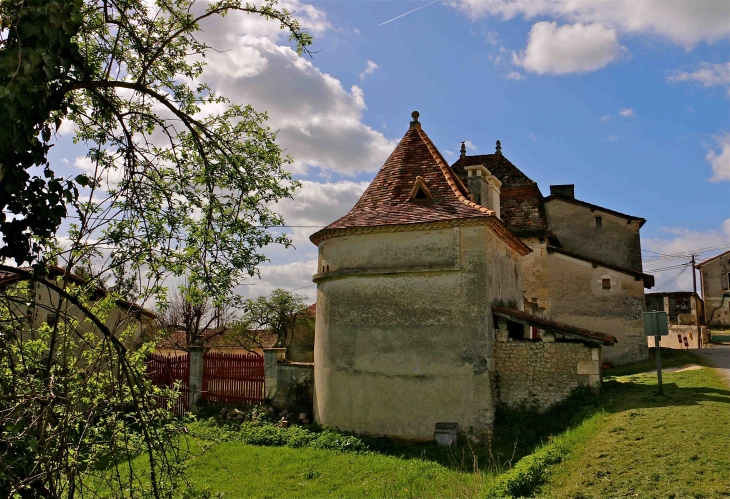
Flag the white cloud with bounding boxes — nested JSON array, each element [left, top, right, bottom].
[[193, 6, 396, 176], [273, 180, 369, 227], [618, 108, 635, 117], [239, 259, 318, 302], [513, 22, 626, 75], [600, 115, 612, 122], [529, 133, 537, 141], [485, 31, 499, 45], [359, 60, 380, 80], [505, 71, 525, 80], [668, 62, 730, 94], [602, 135, 620, 142], [706, 132, 730, 183], [446, 0, 730, 48], [463, 140, 477, 151], [643, 220, 730, 292]]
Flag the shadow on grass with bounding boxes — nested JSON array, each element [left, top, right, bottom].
[[356, 348, 729, 475]]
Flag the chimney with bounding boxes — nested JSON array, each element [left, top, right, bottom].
[[464, 165, 501, 219], [550, 184, 574, 199]]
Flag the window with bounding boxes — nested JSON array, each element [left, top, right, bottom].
[[722, 272, 730, 291], [669, 296, 691, 316], [602, 278, 611, 290], [46, 313, 57, 326], [595, 216, 602, 229], [413, 187, 429, 200]]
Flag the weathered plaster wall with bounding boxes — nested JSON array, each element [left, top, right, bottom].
[[545, 198, 643, 272], [701, 256, 730, 328], [494, 339, 599, 411], [313, 224, 523, 439], [544, 252, 647, 365], [521, 237, 550, 317]]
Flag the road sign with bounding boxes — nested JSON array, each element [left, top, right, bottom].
[[643, 311, 669, 336]]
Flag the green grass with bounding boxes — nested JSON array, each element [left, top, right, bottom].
[[116, 348, 730, 498], [537, 349, 730, 499]]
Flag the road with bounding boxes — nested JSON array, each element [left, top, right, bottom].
[[690, 344, 730, 387]]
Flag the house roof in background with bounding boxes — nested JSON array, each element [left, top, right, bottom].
[[696, 249, 730, 268], [451, 153, 551, 239]]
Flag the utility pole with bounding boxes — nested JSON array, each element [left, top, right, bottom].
[[691, 254, 701, 348]]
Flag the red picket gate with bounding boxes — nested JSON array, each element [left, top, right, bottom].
[[145, 353, 190, 417], [202, 352, 265, 405]]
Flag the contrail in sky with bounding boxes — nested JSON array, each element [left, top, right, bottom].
[[378, 0, 440, 26]]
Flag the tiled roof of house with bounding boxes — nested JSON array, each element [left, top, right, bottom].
[[310, 115, 530, 255], [492, 305, 617, 345], [451, 152, 551, 239]]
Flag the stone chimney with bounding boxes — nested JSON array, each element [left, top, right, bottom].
[[464, 164, 502, 219], [550, 184, 575, 199]]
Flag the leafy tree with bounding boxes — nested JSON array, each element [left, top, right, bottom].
[[233, 288, 313, 350], [0, 0, 312, 497]]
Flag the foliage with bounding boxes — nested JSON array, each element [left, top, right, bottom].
[[189, 419, 369, 453], [231, 288, 313, 349], [0, 278, 192, 498], [0, 0, 313, 497]]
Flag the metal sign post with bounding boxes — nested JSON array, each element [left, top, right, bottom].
[[644, 311, 669, 396]]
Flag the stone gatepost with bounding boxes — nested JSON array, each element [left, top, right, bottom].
[[188, 345, 204, 414], [263, 348, 287, 403]]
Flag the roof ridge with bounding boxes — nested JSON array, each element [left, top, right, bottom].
[[416, 128, 494, 216]]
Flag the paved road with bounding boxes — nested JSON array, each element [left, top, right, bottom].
[[690, 344, 730, 387]]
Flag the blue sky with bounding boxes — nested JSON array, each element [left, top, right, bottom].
[[48, 0, 730, 300]]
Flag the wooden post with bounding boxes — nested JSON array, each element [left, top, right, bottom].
[[188, 346, 204, 414]]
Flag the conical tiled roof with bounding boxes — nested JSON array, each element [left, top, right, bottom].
[[310, 119, 530, 255]]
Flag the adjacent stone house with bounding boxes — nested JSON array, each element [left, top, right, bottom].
[[645, 291, 706, 349], [697, 249, 730, 329], [452, 151, 654, 365], [309, 114, 616, 439]]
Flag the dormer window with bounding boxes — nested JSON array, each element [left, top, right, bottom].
[[409, 176, 433, 203]]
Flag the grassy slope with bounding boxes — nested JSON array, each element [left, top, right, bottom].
[[185, 444, 489, 498], [538, 349, 730, 499], [124, 349, 729, 499]]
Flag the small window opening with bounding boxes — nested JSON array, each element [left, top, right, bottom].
[[408, 176, 432, 203], [46, 313, 57, 326], [414, 188, 429, 200], [507, 320, 526, 340], [595, 216, 602, 229], [602, 278, 611, 290], [722, 272, 730, 291]]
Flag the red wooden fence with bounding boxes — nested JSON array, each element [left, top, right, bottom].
[[202, 352, 265, 405], [145, 353, 190, 416]]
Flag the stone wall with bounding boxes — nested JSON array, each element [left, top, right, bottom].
[[545, 197, 643, 273], [264, 348, 314, 414], [494, 339, 600, 411]]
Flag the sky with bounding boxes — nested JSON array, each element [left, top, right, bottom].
[[48, 0, 730, 302]]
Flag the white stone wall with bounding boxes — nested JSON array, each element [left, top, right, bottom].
[[313, 222, 523, 439]]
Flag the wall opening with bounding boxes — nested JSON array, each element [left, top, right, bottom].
[[602, 278, 611, 290], [595, 216, 602, 229]]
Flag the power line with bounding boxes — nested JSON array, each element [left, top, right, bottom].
[[652, 266, 689, 291]]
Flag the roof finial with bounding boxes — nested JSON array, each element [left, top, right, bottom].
[[409, 110, 421, 130], [495, 140, 502, 155], [460, 141, 466, 158]]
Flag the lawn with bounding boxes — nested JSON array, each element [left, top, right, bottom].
[[537, 349, 730, 499], [122, 348, 730, 498]]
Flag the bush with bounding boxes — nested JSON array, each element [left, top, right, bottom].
[[188, 419, 369, 453]]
